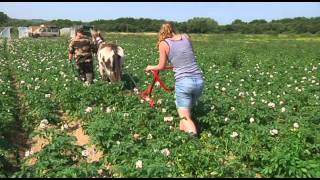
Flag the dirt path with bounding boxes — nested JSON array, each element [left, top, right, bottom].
[[24, 113, 104, 165], [61, 114, 104, 163], [7, 70, 29, 166]]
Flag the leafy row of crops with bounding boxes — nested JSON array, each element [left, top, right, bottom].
[[0, 34, 319, 177]]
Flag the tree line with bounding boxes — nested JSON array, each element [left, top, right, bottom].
[[1, 12, 320, 34]]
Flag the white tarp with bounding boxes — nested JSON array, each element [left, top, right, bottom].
[[60, 27, 71, 36], [18, 27, 29, 38], [70, 27, 76, 38], [0, 27, 11, 39]]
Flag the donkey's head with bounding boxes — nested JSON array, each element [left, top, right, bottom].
[[91, 31, 104, 47]]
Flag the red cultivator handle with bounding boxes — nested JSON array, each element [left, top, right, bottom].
[[139, 66, 174, 108]]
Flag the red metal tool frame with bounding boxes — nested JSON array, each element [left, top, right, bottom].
[[139, 66, 173, 108]]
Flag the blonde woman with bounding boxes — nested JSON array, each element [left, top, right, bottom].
[[145, 22, 204, 136]]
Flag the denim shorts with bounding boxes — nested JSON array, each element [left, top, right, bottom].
[[175, 77, 204, 109]]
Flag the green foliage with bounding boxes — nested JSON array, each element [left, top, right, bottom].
[[1, 11, 320, 34], [1, 33, 319, 177], [13, 129, 100, 178]]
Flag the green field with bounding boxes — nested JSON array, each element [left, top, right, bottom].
[[0, 34, 319, 177]]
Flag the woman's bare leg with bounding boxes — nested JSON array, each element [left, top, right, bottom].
[[177, 108, 197, 135]]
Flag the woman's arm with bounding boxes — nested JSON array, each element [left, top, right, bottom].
[[145, 41, 169, 71]]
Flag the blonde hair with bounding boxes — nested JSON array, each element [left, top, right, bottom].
[[156, 22, 176, 49]]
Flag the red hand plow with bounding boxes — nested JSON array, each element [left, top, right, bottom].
[[139, 66, 174, 108]]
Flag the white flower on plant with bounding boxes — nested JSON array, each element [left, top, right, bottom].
[[81, 150, 89, 157], [40, 119, 49, 125], [238, 92, 245, 97], [135, 160, 143, 169], [116, 141, 120, 145], [268, 102, 276, 109], [45, 94, 51, 98], [230, 131, 239, 138], [133, 88, 139, 94], [161, 148, 170, 157], [133, 133, 140, 140], [155, 81, 160, 87], [270, 129, 278, 136], [230, 107, 235, 111], [157, 99, 162, 105], [252, 91, 256, 96], [211, 105, 215, 110], [162, 108, 167, 113], [221, 87, 226, 92], [293, 123, 299, 129], [147, 133, 153, 140], [249, 117, 255, 123], [2, 91, 5, 95], [85, 107, 93, 113], [123, 113, 129, 117], [63, 124, 69, 129], [106, 107, 112, 113], [312, 66, 317, 71], [35, 86, 40, 90], [164, 116, 173, 122], [281, 107, 286, 113], [61, 124, 69, 131], [24, 150, 33, 157], [224, 117, 229, 122], [251, 101, 255, 105], [84, 81, 90, 86], [20, 80, 25, 85], [279, 101, 284, 105]]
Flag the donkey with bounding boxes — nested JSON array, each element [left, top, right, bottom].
[[92, 31, 125, 82]]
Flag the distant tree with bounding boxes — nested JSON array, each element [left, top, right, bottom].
[[249, 19, 268, 24], [186, 17, 218, 33], [0, 12, 9, 25], [1, 11, 320, 34], [229, 19, 247, 33]]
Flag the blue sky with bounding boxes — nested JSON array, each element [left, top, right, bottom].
[[0, 2, 320, 25]]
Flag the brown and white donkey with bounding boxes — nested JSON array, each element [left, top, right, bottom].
[[92, 31, 125, 82]]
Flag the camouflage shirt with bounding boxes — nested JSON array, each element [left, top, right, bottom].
[[68, 35, 96, 62]]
